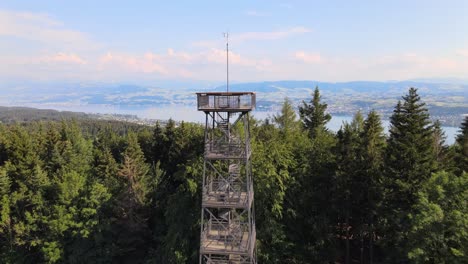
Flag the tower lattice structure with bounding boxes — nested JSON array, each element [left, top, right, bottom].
[[197, 92, 256, 264]]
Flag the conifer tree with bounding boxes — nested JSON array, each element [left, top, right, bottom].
[[383, 87, 436, 261], [42, 124, 60, 174], [0, 124, 7, 166], [1, 125, 51, 262], [358, 110, 386, 263], [334, 111, 366, 263], [273, 97, 300, 140], [251, 118, 297, 263], [335, 124, 357, 264], [112, 131, 151, 261], [299, 86, 331, 138], [94, 146, 120, 193], [119, 131, 150, 206], [151, 121, 169, 180], [432, 120, 449, 169], [286, 87, 337, 262], [0, 167, 12, 257], [454, 116, 468, 174]]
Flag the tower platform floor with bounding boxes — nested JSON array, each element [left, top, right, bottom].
[[202, 191, 252, 209], [201, 230, 250, 255]]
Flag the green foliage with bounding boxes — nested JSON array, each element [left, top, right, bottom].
[[299, 86, 332, 138], [285, 117, 337, 262], [407, 171, 467, 263], [432, 120, 450, 170], [334, 112, 365, 263], [359, 110, 387, 263], [252, 119, 295, 263], [454, 116, 468, 174], [273, 97, 300, 140], [383, 88, 438, 262], [0, 88, 463, 263]]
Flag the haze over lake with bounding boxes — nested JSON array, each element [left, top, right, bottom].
[[28, 103, 461, 145]]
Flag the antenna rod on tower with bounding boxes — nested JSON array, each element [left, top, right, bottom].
[[225, 32, 229, 93]]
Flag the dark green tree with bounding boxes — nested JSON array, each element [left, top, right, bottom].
[[152, 121, 166, 166], [0, 166, 12, 260], [454, 116, 468, 174], [252, 118, 295, 263], [432, 120, 449, 170], [110, 131, 152, 262], [383, 87, 437, 262], [358, 110, 386, 264], [0, 125, 51, 262], [150, 122, 204, 263], [334, 112, 364, 264], [299, 87, 331, 138], [286, 88, 337, 262]]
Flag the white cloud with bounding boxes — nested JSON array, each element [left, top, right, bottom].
[[98, 52, 168, 75], [0, 9, 99, 50], [234, 27, 311, 43], [192, 27, 311, 47], [4, 47, 467, 83], [1, 8, 466, 82], [295, 51, 323, 63], [205, 48, 272, 70], [41, 52, 87, 65], [373, 53, 459, 72], [166, 48, 195, 63]]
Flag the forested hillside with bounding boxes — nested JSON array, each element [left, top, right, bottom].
[[0, 88, 466, 263]]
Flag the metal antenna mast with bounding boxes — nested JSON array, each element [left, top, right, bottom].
[[224, 32, 229, 92]]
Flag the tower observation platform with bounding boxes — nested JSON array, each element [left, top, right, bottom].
[[197, 92, 257, 264]]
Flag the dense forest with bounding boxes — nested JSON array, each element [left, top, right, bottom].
[[0, 87, 467, 263]]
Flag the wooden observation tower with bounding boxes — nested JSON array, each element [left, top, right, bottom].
[[197, 92, 257, 264]]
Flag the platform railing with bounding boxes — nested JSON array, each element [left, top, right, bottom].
[[201, 219, 251, 253], [202, 180, 247, 207], [205, 140, 245, 159], [197, 93, 256, 111]]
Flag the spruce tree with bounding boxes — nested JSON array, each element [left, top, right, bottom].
[[299, 86, 331, 138], [273, 97, 300, 140], [113, 131, 151, 261], [119, 131, 150, 205], [432, 120, 448, 169], [0, 124, 7, 166], [383, 87, 436, 262], [1, 125, 51, 262], [93, 146, 120, 193], [334, 111, 370, 263], [386, 88, 435, 189], [287, 87, 337, 262], [0, 167, 12, 257], [456, 116, 468, 146], [454, 116, 468, 174], [359, 110, 386, 264], [335, 121, 359, 264]]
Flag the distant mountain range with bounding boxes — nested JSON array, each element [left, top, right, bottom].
[[213, 80, 468, 95], [0, 79, 466, 126]]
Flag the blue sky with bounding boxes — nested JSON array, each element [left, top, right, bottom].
[[1, 0, 468, 83]]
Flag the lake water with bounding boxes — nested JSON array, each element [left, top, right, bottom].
[[34, 104, 461, 145]]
